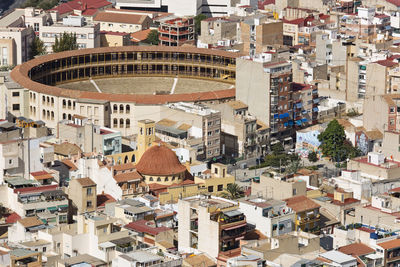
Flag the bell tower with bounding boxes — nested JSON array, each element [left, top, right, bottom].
[[137, 119, 155, 162]]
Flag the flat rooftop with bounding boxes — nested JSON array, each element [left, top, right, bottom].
[[0, 9, 24, 27]]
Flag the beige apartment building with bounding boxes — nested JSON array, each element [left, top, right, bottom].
[[0, 74, 29, 120], [0, 9, 34, 66], [94, 9, 152, 34], [198, 17, 239, 47], [67, 177, 97, 215], [251, 171, 307, 200], [241, 16, 283, 56]]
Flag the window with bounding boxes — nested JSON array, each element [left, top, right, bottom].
[[208, 186, 213, 193], [165, 177, 169, 182], [12, 92, 19, 97], [12, 104, 20, 111], [217, 184, 223, 191], [208, 131, 212, 136], [87, 187, 92, 196], [149, 177, 153, 181], [126, 119, 130, 128], [120, 118, 124, 128], [87, 201, 92, 208], [293, 188, 297, 195], [390, 119, 395, 126], [157, 177, 161, 182], [34, 23, 39, 31], [2, 47, 7, 65], [390, 107, 395, 113], [8, 159, 12, 165], [113, 104, 118, 112], [113, 118, 118, 127], [119, 104, 124, 113], [126, 105, 130, 114]]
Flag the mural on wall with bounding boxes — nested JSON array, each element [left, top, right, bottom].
[[355, 131, 369, 155]]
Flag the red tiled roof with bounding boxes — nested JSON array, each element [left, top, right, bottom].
[[51, 0, 112, 15], [376, 59, 398, 67], [386, 0, 400, 7], [14, 184, 58, 194], [125, 220, 171, 235], [284, 195, 320, 213], [339, 243, 375, 256], [378, 238, 400, 249], [30, 170, 54, 180], [6, 212, 21, 224], [97, 193, 116, 207], [61, 159, 78, 171], [100, 31, 129, 36], [390, 187, 400, 193], [113, 163, 135, 172], [258, 0, 275, 9], [114, 171, 142, 183], [136, 145, 187, 176], [131, 29, 152, 42]]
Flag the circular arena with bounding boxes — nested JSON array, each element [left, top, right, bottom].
[[10, 46, 239, 135], [11, 46, 238, 104]]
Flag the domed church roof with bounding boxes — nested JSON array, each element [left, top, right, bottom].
[[136, 144, 187, 176]]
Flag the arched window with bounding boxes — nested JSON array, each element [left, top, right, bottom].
[[126, 119, 130, 128], [67, 100, 71, 108], [51, 111, 54, 120], [131, 154, 135, 162], [51, 97, 54, 106], [149, 177, 153, 181], [119, 104, 124, 113], [46, 96, 50, 103], [68, 114, 72, 120], [42, 109, 46, 117], [46, 110, 50, 118], [63, 113, 66, 120], [124, 156, 128, 163], [42, 96, 45, 103], [120, 118, 124, 128], [113, 118, 118, 127], [33, 107, 36, 114], [113, 104, 118, 113], [62, 99, 66, 107], [165, 177, 169, 182], [157, 177, 161, 182], [172, 176, 175, 181], [126, 105, 130, 114]]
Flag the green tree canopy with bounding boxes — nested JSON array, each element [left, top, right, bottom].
[[318, 119, 360, 162], [52, 32, 78, 53], [145, 30, 160, 45], [220, 183, 244, 200], [194, 14, 207, 36], [30, 37, 46, 59], [308, 151, 318, 163]]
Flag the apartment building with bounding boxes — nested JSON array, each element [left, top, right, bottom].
[[236, 53, 295, 141], [241, 15, 283, 56], [198, 17, 239, 48], [239, 197, 295, 238], [284, 195, 321, 233], [210, 101, 259, 159], [94, 9, 152, 34], [67, 177, 97, 214], [40, 16, 100, 52], [159, 17, 195, 46], [0, 9, 34, 66], [165, 103, 221, 160], [251, 171, 307, 200], [58, 116, 122, 156], [178, 195, 248, 262]]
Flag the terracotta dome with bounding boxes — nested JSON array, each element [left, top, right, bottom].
[[136, 145, 187, 176]]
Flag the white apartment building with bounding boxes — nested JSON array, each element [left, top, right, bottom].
[[238, 197, 295, 238], [40, 16, 100, 52]]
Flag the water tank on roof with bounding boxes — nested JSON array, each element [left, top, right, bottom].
[[63, 16, 84, 27]]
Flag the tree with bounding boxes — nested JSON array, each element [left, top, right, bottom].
[[308, 151, 318, 163], [21, 0, 59, 10], [318, 119, 361, 162], [318, 119, 348, 162], [286, 159, 302, 174], [220, 183, 244, 200], [52, 32, 78, 53], [30, 37, 46, 59], [145, 30, 160, 45], [271, 142, 284, 155], [194, 14, 207, 36]]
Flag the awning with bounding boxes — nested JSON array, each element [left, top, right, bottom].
[[47, 207, 57, 211], [302, 110, 308, 114], [313, 107, 319, 112], [279, 113, 289, 119], [313, 98, 320, 104], [295, 103, 302, 108], [296, 120, 302, 126], [288, 121, 294, 126], [274, 114, 279, 119], [58, 205, 68, 209], [385, 25, 391, 30], [284, 122, 288, 127], [302, 118, 308, 123], [223, 223, 247, 231], [224, 210, 243, 217]]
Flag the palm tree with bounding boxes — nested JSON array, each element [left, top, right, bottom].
[[220, 183, 244, 200]]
